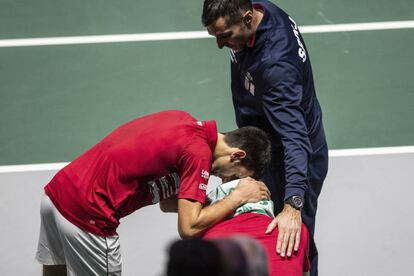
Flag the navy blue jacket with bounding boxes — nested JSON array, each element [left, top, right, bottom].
[[231, 0, 326, 200]]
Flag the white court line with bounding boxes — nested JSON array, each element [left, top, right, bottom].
[[0, 162, 70, 173], [0, 31, 211, 48], [299, 20, 414, 33], [329, 145, 414, 157], [0, 20, 413, 48], [0, 146, 413, 173]]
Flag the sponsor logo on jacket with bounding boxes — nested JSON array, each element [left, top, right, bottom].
[[244, 71, 255, 95], [289, 16, 307, 63]]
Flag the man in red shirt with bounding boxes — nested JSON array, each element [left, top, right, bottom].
[[36, 110, 272, 276]]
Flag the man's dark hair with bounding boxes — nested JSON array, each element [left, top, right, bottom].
[[166, 239, 228, 276], [202, 0, 253, 27], [224, 126, 271, 178]]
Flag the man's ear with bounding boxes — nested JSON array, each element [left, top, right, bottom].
[[230, 150, 246, 162], [243, 10, 253, 26]]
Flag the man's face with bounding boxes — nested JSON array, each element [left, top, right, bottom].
[[207, 15, 252, 52], [211, 155, 253, 181]]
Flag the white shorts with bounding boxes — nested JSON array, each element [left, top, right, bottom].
[[36, 194, 122, 276]]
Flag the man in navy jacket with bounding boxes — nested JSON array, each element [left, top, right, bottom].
[[202, 1, 328, 275]]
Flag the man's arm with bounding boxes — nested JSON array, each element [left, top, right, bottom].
[[177, 177, 270, 238], [261, 27, 312, 257], [262, 59, 307, 257]]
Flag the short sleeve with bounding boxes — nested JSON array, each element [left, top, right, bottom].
[[177, 145, 212, 204]]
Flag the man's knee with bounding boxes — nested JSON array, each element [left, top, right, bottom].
[[43, 264, 66, 276]]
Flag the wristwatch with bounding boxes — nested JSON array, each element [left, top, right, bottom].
[[285, 196, 304, 210]]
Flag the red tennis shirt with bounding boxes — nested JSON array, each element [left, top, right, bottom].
[[45, 110, 217, 236]]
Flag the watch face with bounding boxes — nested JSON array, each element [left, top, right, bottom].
[[292, 196, 304, 208]]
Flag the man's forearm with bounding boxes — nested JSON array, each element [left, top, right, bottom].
[[178, 192, 244, 238], [178, 177, 270, 238]]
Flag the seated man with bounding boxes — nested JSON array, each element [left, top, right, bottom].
[[35, 110, 272, 276], [203, 179, 310, 276]]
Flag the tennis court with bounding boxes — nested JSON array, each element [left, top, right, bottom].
[[0, 0, 413, 275]]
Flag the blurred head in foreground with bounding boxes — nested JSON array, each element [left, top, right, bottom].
[[166, 236, 268, 276]]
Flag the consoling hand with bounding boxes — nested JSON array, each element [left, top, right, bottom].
[[265, 204, 302, 257], [232, 177, 271, 204]]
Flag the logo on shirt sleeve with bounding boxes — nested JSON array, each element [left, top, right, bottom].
[[201, 169, 210, 180], [199, 183, 208, 191]]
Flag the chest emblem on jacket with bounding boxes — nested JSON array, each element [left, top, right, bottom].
[[244, 72, 255, 95]]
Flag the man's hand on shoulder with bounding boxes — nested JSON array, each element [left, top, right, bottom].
[[265, 203, 302, 257], [231, 177, 271, 205]]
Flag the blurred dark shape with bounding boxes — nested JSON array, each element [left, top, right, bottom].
[[166, 238, 228, 276], [166, 236, 268, 276]]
